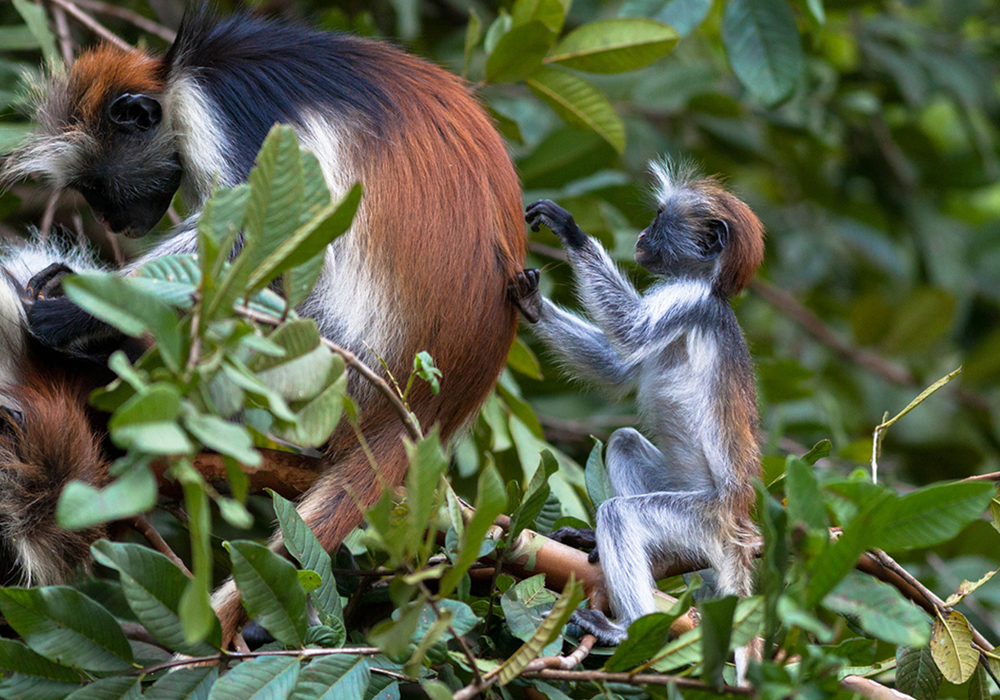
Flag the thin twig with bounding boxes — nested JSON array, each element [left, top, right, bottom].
[[522, 668, 754, 695], [128, 646, 383, 675], [522, 634, 595, 672], [235, 305, 423, 442], [962, 471, 1000, 482], [130, 516, 191, 577], [47, 0, 134, 51], [427, 595, 484, 686], [71, 0, 176, 42], [48, 2, 74, 65], [39, 191, 59, 240], [840, 675, 915, 700]]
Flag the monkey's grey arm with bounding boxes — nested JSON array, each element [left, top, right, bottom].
[[533, 298, 637, 391], [567, 239, 648, 351]]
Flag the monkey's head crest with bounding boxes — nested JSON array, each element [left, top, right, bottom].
[[1, 44, 180, 238], [642, 158, 764, 297]]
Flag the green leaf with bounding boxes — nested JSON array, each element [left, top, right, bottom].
[[896, 646, 942, 700], [968, 661, 991, 700], [132, 255, 200, 309], [56, 460, 157, 529], [364, 671, 399, 700], [510, 450, 557, 537], [507, 337, 542, 379], [584, 439, 612, 507], [63, 677, 140, 700], [496, 576, 584, 685], [62, 274, 183, 371], [404, 429, 448, 557], [184, 410, 262, 467], [250, 182, 362, 293], [439, 464, 506, 596], [180, 482, 215, 645], [290, 655, 370, 700], [604, 613, 677, 672], [486, 21, 555, 83], [511, 0, 568, 33], [271, 492, 343, 625], [930, 610, 978, 684], [547, 19, 678, 73], [822, 572, 931, 647], [784, 457, 827, 531], [11, 0, 60, 68], [876, 481, 995, 552], [0, 639, 81, 683], [207, 655, 300, 700], [227, 540, 308, 647], [109, 385, 192, 455], [619, 0, 712, 36], [700, 596, 738, 689], [0, 123, 35, 151], [801, 439, 832, 465], [275, 370, 347, 448], [0, 674, 81, 699], [721, 0, 803, 105], [91, 541, 220, 655], [526, 67, 625, 153], [145, 667, 217, 700], [0, 587, 134, 672], [368, 598, 425, 657], [462, 9, 482, 77]]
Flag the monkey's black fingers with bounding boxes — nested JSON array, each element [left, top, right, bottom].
[[26, 263, 75, 302], [27, 296, 141, 362], [588, 547, 600, 564], [525, 200, 586, 250], [549, 525, 597, 551], [508, 269, 542, 323]]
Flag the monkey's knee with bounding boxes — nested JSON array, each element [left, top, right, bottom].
[[605, 428, 663, 496]]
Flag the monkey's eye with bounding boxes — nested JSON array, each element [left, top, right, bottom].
[[109, 93, 162, 132]]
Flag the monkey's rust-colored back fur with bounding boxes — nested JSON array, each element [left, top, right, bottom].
[[0, 354, 110, 585]]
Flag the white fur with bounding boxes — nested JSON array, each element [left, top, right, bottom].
[[165, 73, 235, 200]]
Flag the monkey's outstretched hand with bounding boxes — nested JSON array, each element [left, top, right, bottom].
[[25, 262, 74, 302], [508, 268, 542, 323], [526, 199, 587, 250]]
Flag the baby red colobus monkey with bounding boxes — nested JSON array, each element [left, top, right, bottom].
[[513, 161, 764, 663]]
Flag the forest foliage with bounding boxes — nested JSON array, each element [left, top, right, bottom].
[[0, 0, 999, 699]]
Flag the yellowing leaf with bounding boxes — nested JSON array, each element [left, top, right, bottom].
[[930, 610, 978, 684]]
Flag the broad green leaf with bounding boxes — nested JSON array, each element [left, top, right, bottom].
[[275, 370, 347, 448], [547, 19, 678, 74], [227, 540, 308, 647], [507, 337, 542, 379], [463, 10, 482, 77], [0, 123, 33, 151], [251, 182, 362, 292], [510, 450, 557, 537], [56, 461, 157, 529], [496, 577, 584, 685], [63, 677, 140, 700], [11, 0, 59, 68], [876, 481, 995, 552], [651, 597, 761, 671], [249, 320, 322, 372], [0, 587, 134, 672], [619, 0, 712, 36], [700, 596, 738, 688], [801, 439, 832, 465], [272, 492, 343, 624], [486, 21, 555, 83], [62, 275, 183, 371], [184, 410, 262, 467], [364, 672, 400, 700], [785, 457, 827, 531], [109, 385, 192, 455], [721, 0, 803, 105], [368, 598, 425, 657], [132, 255, 200, 308], [0, 26, 39, 51], [526, 67, 625, 153], [242, 125, 306, 271], [207, 655, 300, 700], [0, 674, 82, 700], [930, 610, 978, 684], [439, 464, 506, 596], [0, 639, 81, 683], [91, 541, 220, 655], [968, 662, 991, 700], [405, 429, 448, 557], [145, 667, 217, 700], [511, 0, 568, 32], [584, 439, 612, 507], [822, 572, 930, 647], [290, 655, 370, 700], [604, 613, 677, 672], [896, 646, 942, 700]]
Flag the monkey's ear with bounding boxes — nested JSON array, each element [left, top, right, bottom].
[[109, 93, 162, 132], [701, 219, 728, 261]]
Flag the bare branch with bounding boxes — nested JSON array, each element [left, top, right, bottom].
[[46, 0, 134, 51], [130, 515, 191, 577], [71, 0, 176, 42]]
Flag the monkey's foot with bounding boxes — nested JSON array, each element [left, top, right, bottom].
[[549, 526, 596, 551], [525, 200, 586, 250], [508, 268, 541, 323], [569, 609, 626, 646], [26, 262, 74, 302]]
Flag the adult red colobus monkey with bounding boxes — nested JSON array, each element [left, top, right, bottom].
[[1, 9, 524, 637], [512, 161, 763, 678]]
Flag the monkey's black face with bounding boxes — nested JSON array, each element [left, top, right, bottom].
[[70, 93, 182, 238], [635, 211, 729, 278]]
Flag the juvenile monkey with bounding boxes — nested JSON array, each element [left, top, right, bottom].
[[516, 161, 764, 651]]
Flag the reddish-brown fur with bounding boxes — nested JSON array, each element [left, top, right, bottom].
[[67, 46, 162, 126], [0, 352, 110, 585], [694, 180, 765, 298]]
